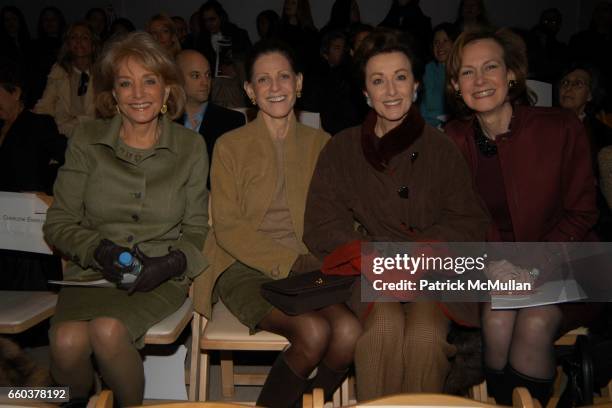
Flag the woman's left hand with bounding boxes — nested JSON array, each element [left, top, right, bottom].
[[128, 246, 187, 294]]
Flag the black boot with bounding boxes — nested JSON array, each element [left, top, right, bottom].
[[256, 354, 309, 408], [308, 363, 348, 402], [484, 366, 509, 405], [506, 365, 554, 407]]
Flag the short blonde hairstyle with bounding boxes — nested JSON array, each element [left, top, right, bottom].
[[146, 13, 181, 58], [94, 31, 185, 120]]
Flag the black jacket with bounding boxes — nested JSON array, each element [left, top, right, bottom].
[[178, 102, 246, 188], [0, 109, 66, 194]]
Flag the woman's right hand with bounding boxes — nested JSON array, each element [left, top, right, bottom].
[[485, 259, 533, 284], [93, 239, 130, 283]]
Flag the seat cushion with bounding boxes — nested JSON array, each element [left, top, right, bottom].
[[203, 301, 288, 345]]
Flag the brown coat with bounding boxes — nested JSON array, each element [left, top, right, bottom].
[[193, 113, 330, 318], [303, 109, 490, 326]]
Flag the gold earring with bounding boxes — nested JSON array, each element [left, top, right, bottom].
[[160, 104, 168, 114], [455, 89, 462, 98], [116, 105, 121, 115], [508, 80, 517, 88], [250, 97, 257, 106], [297, 90, 302, 98]]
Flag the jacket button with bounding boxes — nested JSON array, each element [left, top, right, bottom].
[[132, 214, 139, 222], [127, 235, 134, 243]]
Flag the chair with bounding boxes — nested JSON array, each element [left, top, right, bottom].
[[0, 291, 57, 334], [142, 293, 195, 401], [190, 301, 347, 405], [526, 80, 553, 107], [348, 387, 536, 407], [297, 111, 322, 129]]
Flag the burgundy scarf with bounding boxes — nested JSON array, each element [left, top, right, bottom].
[[361, 105, 425, 172]]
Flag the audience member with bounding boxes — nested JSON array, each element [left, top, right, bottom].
[[196, 39, 360, 407], [558, 63, 612, 240], [85, 7, 109, 42], [0, 6, 30, 61], [454, 0, 490, 32], [278, 0, 319, 68], [304, 28, 489, 401], [420, 22, 458, 127], [256, 10, 280, 40], [175, 49, 245, 187], [528, 8, 568, 83], [446, 27, 601, 406], [197, 1, 251, 107], [569, 1, 612, 97], [34, 22, 98, 137], [316, 29, 361, 135], [43, 32, 209, 407], [147, 14, 182, 58], [109, 18, 135, 38], [321, 0, 360, 36], [0, 58, 65, 291], [379, 0, 433, 61], [197, 0, 251, 78], [27, 6, 67, 107], [172, 16, 189, 46], [348, 23, 373, 56]]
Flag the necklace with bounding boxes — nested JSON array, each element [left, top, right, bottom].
[[473, 119, 498, 157]]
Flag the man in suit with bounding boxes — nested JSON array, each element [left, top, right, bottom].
[[176, 49, 246, 187]]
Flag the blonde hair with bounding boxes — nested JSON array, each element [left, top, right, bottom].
[[94, 31, 185, 119], [57, 22, 100, 73], [146, 13, 181, 58]]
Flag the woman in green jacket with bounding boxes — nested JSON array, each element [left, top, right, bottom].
[[43, 32, 209, 406]]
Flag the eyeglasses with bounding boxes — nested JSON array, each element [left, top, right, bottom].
[[560, 79, 589, 90]]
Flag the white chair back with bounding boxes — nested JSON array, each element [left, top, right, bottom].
[[526, 79, 553, 107]]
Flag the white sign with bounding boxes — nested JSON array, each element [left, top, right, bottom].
[[0, 192, 52, 254]]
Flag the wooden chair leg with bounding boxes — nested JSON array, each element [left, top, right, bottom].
[[340, 376, 350, 406], [220, 350, 235, 398], [188, 314, 201, 401], [198, 350, 210, 401]]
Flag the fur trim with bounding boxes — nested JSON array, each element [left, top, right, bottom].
[[444, 327, 484, 395], [361, 106, 425, 172], [0, 336, 51, 387]]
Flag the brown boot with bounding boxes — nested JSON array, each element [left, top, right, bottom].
[[256, 354, 309, 408]]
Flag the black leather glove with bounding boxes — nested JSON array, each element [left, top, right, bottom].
[[128, 246, 187, 295], [93, 239, 130, 284]]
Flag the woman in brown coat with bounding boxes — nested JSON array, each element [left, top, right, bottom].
[[303, 28, 489, 401]]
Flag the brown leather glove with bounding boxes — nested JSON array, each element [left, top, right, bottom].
[[291, 253, 323, 274], [93, 239, 130, 283], [128, 246, 187, 295]]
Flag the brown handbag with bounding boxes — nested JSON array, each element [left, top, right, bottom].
[[260, 270, 356, 315]]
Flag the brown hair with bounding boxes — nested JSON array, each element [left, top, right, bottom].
[[146, 13, 181, 58], [446, 27, 533, 118], [57, 22, 100, 74], [353, 27, 423, 90], [94, 31, 185, 119]]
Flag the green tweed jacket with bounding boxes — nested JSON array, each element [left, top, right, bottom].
[[43, 115, 210, 290]]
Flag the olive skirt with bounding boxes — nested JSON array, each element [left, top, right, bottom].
[[51, 281, 186, 349], [214, 261, 274, 334]]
